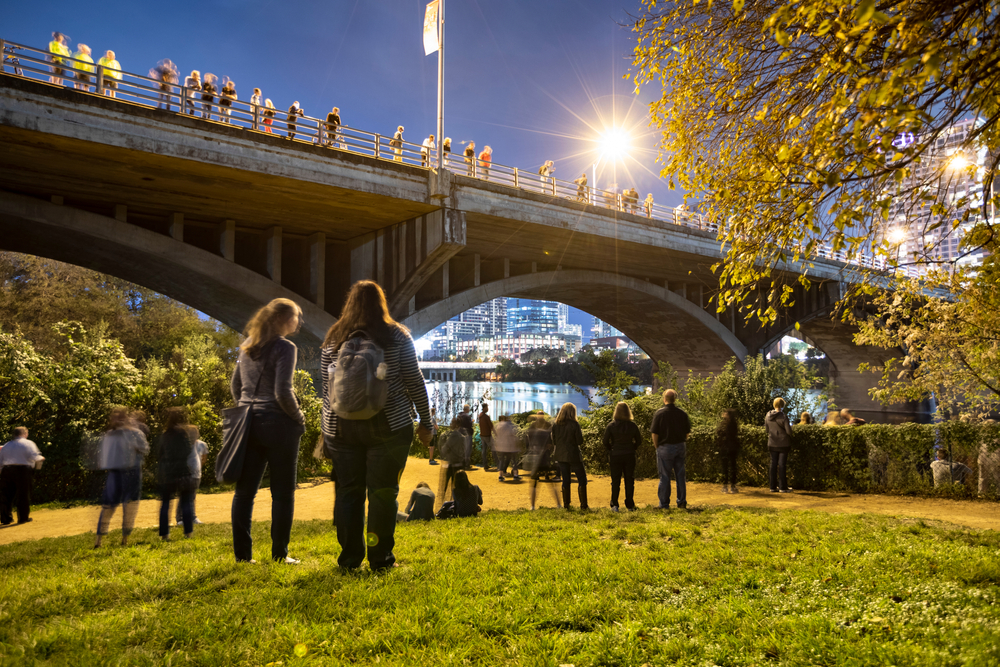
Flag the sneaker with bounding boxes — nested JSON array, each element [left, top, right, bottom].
[[176, 520, 182, 526], [277, 556, 301, 565], [498, 474, 505, 482], [429, 459, 439, 465], [610, 506, 620, 512], [512, 475, 521, 481], [627, 506, 638, 512], [731, 486, 739, 493], [466, 466, 479, 471], [779, 489, 792, 493], [771, 489, 780, 493], [677, 502, 688, 509], [193, 518, 203, 525]]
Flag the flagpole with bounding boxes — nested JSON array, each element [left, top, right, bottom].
[[436, 0, 445, 172]]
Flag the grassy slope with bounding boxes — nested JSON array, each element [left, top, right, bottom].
[[1, 508, 999, 666]]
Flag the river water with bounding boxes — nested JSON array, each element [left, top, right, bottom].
[[423, 380, 651, 420]]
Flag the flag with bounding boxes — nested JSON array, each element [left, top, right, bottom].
[[423, 0, 440, 56]]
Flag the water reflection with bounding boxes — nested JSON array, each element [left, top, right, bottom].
[[424, 381, 650, 419]]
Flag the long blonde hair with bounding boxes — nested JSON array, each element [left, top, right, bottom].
[[555, 402, 577, 423], [613, 401, 633, 421], [242, 298, 302, 358]]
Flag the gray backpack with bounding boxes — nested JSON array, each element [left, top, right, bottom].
[[329, 330, 388, 420]]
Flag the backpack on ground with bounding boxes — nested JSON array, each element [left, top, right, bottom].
[[329, 330, 388, 420]]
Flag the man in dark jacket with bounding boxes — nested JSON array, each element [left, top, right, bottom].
[[765, 397, 793, 492], [650, 389, 691, 508]]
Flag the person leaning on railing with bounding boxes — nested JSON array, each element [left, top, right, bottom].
[[97, 50, 121, 98], [48, 31, 70, 86], [72, 44, 94, 92], [184, 70, 200, 115]]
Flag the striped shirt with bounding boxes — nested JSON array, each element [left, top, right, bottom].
[[321, 327, 431, 438]]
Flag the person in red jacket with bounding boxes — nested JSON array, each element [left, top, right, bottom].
[[478, 145, 492, 180]]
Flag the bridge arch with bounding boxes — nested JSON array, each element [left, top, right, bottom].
[[403, 270, 748, 374], [0, 192, 335, 346]]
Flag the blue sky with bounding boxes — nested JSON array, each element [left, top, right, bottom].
[[7, 1, 674, 330]]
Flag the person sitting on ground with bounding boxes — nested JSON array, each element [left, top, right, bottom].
[[452, 471, 482, 517], [402, 481, 436, 521], [437, 418, 466, 504], [799, 412, 814, 425], [840, 408, 866, 426], [930, 449, 973, 487]]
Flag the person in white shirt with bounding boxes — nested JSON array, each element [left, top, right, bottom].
[[0, 427, 44, 525], [421, 134, 436, 167], [176, 428, 208, 526]]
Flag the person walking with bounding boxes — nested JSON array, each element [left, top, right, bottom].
[[325, 107, 341, 147], [391, 125, 404, 161], [219, 78, 237, 123], [603, 401, 642, 511], [149, 59, 178, 111], [493, 415, 521, 482], [574, 173, 588, 202], [716, 409, 740, 493], [0, 427, 44, 526], [48, 32, 70, 86], [527, 413, 560, 510], [71, 44, 94, 92], [478, 145, 492, 180], [320, 280, 432, 571], [175, 426, 207, 526], [263, 98, 275, 133], [421, 134, 436, 167], [230, 298, 307, 564], [200, 73, 217, 120], [456, 404, 475, 470], [438, 417, 466, 504], [765, 397, 793, 493], [184, 70, 201, 115], [478, 403, 495, 470], [552, 403, 588, 510], [157, 407, 196, 541], [464, 141, 476, 176], [427, 407, 439, 465], [402, 482, 436, 521], [452, 471, 483, 517], [286, 101, 303, 141], [650, 389, 691, 509], [97, 51, 121, 98], [94, 409, 148, 546]]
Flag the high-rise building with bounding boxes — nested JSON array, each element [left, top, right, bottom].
[[591, 316, 623, 340], [557, 303, 569, 333], [507, 298, 560, 334], [885, 118, 992, 268]]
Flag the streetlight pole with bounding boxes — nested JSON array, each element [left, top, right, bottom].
[[436, 0, 445, 172]]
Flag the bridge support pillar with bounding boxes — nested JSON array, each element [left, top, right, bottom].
[[308, 232, 326, 309], [169, 212, 183, 242], [264, 226, 282, 284], [219, 219, 235, 261]]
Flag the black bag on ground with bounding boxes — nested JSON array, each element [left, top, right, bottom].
[[216, 404, 252, 483], [436, 501, 457, 520]]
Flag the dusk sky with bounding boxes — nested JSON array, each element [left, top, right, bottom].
[[7, 1, 676, 330]]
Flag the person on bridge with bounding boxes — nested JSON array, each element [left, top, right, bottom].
[[287, 101, 303, 141], [391, 125, 404, 161], [0, 427, 44, 526], [478, 403, 495, 470], [97, 50, 121, 98], [201, 74, 217, 120], [94, 409, 148, 547], [325, 107, 341, 147], [263, 98, 276, 133], [150, 59, 178, 111], [421, 134, 436, 167], [464, 141, 476, 176], [71, 44, 94, 92], [320, 280, 433, 571], [644, 193, 654, 217], [48, 32, 70, 86], [456, 404, 475, 470], [443, 137, 452, 167], [651, 389, 691, 509], [765, 397, 794, 493], [184, 70, 201, 115], [538, 160, 555, 194], [603, 401, 642, 511], [230, 298, 307, 564], [574, 173, 588, 202], [478, 145, 492, 181], [552, 403, 588, 510], [219, 78, 237, 123], [716, 409, 740, 493]]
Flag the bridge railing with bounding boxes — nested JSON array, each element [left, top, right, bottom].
[[2, 37, 902, 274]]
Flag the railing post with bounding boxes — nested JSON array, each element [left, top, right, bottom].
[[96, 65, 104, 95], [318, 120, 325, 146], [252, 103, 259, 130], [513, 167, 519, 189], [0, 40, 5, 73], [180, 85, 187, 115], [375, 134, 380, 159]]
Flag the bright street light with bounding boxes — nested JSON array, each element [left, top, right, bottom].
[[947, 154, 970, 171], [887, 228, 907, 245]]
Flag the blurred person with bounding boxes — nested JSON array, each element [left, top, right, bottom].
[[527, 413, 560, 510], [798, 412, 814, 425], [402, 481, 435, 521], [979, 437, 1000, 495], [287, 101, 302, 140], [157, 407, 196, 541], [320, 280, 432, 571], [478, 403, 495, 470], [574, 173, 588, 202], [391, 125, 404, 161], [464, 141, 476, 176], [325, 106, 341, 147], [478, 145, 492, 180], [644, 193, 654, 217], [493, 415, 521, 482], [231, 298, 307, 564], [250, 87, 262, 124], [538, 160, 555, 194], [766, 397, 793, 493], [94, 409, 148, 545], [841, 408, 866, 426], [823, 410, 845, 426], [442, 137, 452, 167], [175, 426, 207, 526], [97, 50, 121, 98], [71, 44, 94, 91], [149, 59, 178, 111], [219, 78, 237, 123], [603, 401, 642, 511], [427, 406, 439, 465], [0, 427, 44, 526], [438, 418, 466, 503], [48, 32, 70, 86], [716, 409, 740, 493], [184, 70, 201, 115], [552, 403, 588, 510], [263, 98, 275, 133], [421, 133, 436, 167], [201, 73, 217, 120], [930, 448, 973, 487], [452, 471, 482, 517], [456, 404, 475, 470], [651, 389, 691, 509]]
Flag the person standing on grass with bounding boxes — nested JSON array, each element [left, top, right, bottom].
[[175, 426, 208, 526], [527, 413, 560, 510], [493, 415, 521, 482], [94, 409, 148, 546], [765, 397, 793, 493], [320, 280, 432, 572], [716, 409, 740, 493], [478, 403, 495, 470], [552, 403, 588, 510], [230, 298, 307, 564], [456, 404, 475, 470], [157, 407, 196, 541], [603, 401, 642, 511], [650, 389, 691, 509], [452, 471, 483, 517], [0, 427, 44, 526]]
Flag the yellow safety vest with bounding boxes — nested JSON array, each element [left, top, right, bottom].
[[73, 52, 94, 73], [49, 40, 70, 62], [98, 57, 122, 80]]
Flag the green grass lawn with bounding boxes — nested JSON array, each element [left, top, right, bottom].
[[2, 507, 999, 666]]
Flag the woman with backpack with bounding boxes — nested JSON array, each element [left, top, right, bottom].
[[765, 397, 793, 493], [230, 298, 306, 563], [320, 280, 432, 571]]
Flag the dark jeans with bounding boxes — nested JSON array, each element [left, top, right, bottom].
[[231, 410, 304, 562], [557, 461, 588, 509], [656, 443, 687, 507], [496, 451, 520, 477], [609, 452, 636, 509], [97, 467, 143, 535], [327, 411, 412, 570], [480, 436, 494, 468], [160, 477, 196, 537], [769, 449, 789, 491], [0, 466, 33, 524], [177, 476, 200, 521], [720, 452, 738, 486]]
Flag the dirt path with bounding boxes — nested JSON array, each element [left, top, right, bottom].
[[2, 457, 997, 545]]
